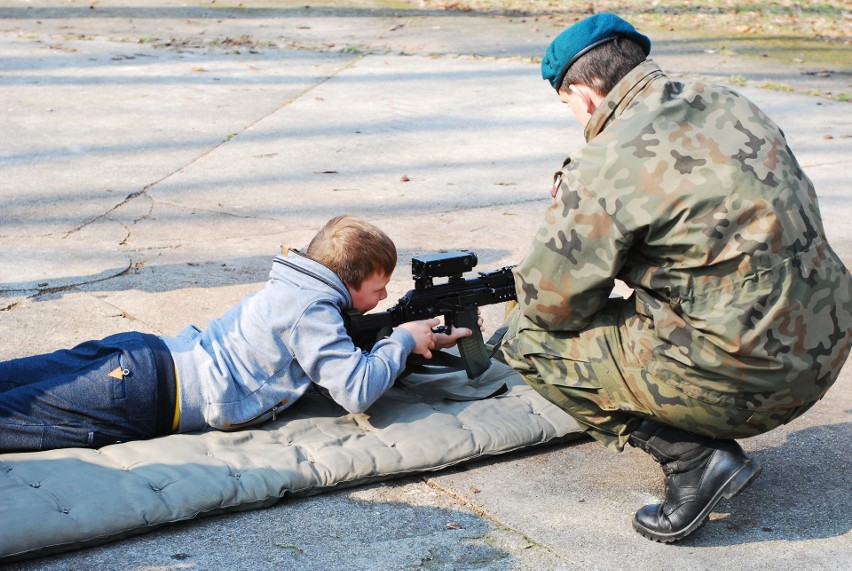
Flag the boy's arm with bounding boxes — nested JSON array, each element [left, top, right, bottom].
[[289, 301, 418, 414]]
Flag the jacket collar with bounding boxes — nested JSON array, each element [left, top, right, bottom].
[[584, 60, 665, 142], [273, 249, 352, 306]]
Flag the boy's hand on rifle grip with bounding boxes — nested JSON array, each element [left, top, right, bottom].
[[434, 325, 473, 351]]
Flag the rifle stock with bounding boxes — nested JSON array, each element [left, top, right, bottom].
[[345, 251, 516, 379]]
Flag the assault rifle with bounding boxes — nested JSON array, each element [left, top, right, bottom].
[[345, 250, 516, 379]]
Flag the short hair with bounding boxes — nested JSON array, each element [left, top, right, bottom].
[[560, 37, 648, 97], [306, 215, 397, 289]]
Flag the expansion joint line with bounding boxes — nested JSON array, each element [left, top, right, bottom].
[[65, 54, 365, 237], [421, 478, 567, 561]]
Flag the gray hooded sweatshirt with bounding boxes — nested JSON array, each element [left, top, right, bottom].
[[163, 251, 415, 432]]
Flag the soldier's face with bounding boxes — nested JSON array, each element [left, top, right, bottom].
[[559, 85, 594, 128]]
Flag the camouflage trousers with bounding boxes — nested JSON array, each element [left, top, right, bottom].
[[498, 300, 813, 452]]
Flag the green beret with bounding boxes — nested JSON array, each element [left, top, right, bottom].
[[541, 13, 651, 90]]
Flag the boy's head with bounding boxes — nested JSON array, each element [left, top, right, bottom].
[[306, 215, 397, 312]]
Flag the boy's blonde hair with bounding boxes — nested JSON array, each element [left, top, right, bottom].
[[306, 215, 397, 289]]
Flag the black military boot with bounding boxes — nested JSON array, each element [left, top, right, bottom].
[[628, 419, 762, 543]]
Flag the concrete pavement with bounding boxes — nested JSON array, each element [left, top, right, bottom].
[[1, 1, 850, 569]]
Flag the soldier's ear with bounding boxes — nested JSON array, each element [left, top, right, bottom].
[[568, 84, 599, 115]]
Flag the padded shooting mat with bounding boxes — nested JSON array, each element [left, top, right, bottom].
[[0, 359, 581, 562]]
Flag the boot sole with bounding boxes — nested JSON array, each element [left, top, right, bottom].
[[632, 458, 763, 543]]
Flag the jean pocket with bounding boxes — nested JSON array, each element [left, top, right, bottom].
[[111, 355, 129, 399]]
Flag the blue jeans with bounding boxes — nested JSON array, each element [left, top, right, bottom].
[[0, 332, 176, 452]]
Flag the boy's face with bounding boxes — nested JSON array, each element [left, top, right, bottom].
[[347, 272, 390, 313]]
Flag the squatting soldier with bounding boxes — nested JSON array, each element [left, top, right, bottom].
[[499, 13, 852, 543]]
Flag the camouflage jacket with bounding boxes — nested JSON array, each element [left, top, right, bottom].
[[514, 60, 852, 410]]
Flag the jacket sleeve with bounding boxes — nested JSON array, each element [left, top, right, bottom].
[[287, 300, 417, 414], [515, 175, 628, 331]]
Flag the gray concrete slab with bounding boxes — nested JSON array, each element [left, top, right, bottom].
[[1, 1, 850, 569]]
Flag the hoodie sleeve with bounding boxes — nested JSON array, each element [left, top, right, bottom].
[[287, 299, 417, 414]]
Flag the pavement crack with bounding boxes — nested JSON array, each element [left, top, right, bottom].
[[0, 260, 133, 297], [64, 190, 151, 238], [124, 55, 365, 204], [421, 478, 568, 562], [97, 299, 144, 325], [9, 54, 366, 244], [1, 300, 23, 312]]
